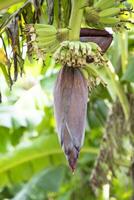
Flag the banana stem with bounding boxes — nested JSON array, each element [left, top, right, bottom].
[[69, 0, 87, 41]]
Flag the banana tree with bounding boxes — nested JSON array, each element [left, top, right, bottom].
[[0, 0, 134, 193]]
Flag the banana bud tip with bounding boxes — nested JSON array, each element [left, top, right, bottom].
[[66, 148, 79, 173], [69, 162, 77, 173]]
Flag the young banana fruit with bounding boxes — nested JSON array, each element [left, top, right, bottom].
[[53, 41, 106, 69], [25, 24, 69, 56], [94, 0, 123, 10], [84, 0, 133, 29]]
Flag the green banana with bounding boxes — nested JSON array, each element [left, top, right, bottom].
[[99, 17, 120, 25], [36, 28, 57, 35], [35, 26, 69, 43], [57, 28, 69, 41], [94, 0, 115, 10], [60, 48, 67, 61], [66, 49, 71, 63], [69, 42, 75, 51], [86, 43, 92, 55], [36, 29, 57, 35], [26, 24, 57, 39], [80, 43, 87, 56], [52, 43, 61, 53], [74, 42, 80, 57], [99, 7, 120, 17], [36, 26, 57, 36], [84, 7, 99, 24], [53, 46, 62, 61], [89, 42, 100, 52], [35, 24, 57, 31], [61, 41, 70, 48], [38, 40, 57, 48], [35, 24, 53, 28], [43, 42, 60, 54], [80, 68, 89, 80], [36, 35, 57, 43]]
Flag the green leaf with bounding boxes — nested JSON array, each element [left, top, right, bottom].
[[0, 127, 10, 153], [87, 100, 108, 129], [0, 130, 98, 187], [13, 166, 65, 200], [0, 134, 62, 186], [87, 61, 130, 120], [40, 74, 56, 93], [0, 0, 24, 10], [0, 62, 10, 86], [122, 56, 134, 82]]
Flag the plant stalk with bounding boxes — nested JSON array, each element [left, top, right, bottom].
[[69, 0, 86, 40]]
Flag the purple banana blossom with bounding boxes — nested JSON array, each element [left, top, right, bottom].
[[80, 28, 113, 53], [54, 65, 88, 171]]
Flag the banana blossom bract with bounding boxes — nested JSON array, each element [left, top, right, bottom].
[[54, 66, 88, 171]]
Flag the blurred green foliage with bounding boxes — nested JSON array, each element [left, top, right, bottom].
[[0, 0, 134, 199]]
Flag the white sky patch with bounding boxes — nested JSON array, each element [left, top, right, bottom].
[[103, 184, 110, 200], [22, 44, 27, 59], [105, 28, 113, 34]]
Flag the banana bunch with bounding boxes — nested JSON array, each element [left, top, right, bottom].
[[80, 61, 107, 92], [84, 0, 133, 29], [53, 41, 106, 68], [25, 24, 69, 57], [80, 67, 103, 92]]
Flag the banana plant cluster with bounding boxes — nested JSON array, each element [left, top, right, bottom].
[[17, 0, 133, 171], [0, 0, 133, 171], [51, 0, 133, 171], [53, 40, 107, 171], [25, 27, 110, 170]]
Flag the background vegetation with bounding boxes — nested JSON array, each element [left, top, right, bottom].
[[0, 0, 134, 199]]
